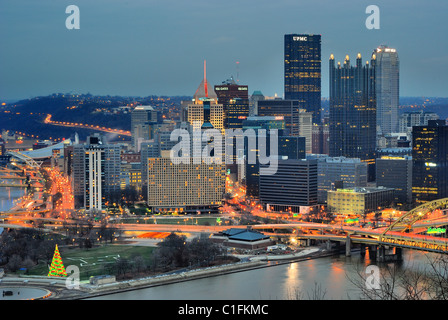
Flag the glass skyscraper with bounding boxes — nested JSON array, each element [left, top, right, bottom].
[[373, 45, 399, 135], [329, 53, 376, 180], [412, 120, 448, 205], [215, 77, 249, 129], [284, 34, 321, 124]]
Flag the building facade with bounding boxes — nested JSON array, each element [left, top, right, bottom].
[[284, 34, 321, 123], [374, 45, 399, 135], [147, 157, 225, 214], [327, 187, 395, 216], [376, 155, 412, 207], [259, 158, 318, 213], [412, 120, 448, 205], [329, 53, 376, 180], [315, 156, 368, 204]]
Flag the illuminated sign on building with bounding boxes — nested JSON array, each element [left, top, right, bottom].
[[293, 36, 308, 41], [425, 162, 437, 167], [427, 227, 446, 234]]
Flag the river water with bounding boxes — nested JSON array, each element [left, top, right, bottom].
[[0, 187, 25, 235], [89, 249, 439, 300]]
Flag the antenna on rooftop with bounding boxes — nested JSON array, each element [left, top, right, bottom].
[[236, 61, 240, 83]]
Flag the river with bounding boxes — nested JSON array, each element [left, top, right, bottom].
[[0, 187, 25, 234], [89, 249, 439, 300]]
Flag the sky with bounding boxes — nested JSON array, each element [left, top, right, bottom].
[[1, 0, 447, 101]]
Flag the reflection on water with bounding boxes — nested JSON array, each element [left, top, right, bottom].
[[0, 188, 25, 212]]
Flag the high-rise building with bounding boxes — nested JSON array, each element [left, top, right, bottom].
[[412, 120, 448, 205], [147, 157, 225, 214], [257, 99, 312, 152], [329, 53, 376, 180], [284, 34, 321, 123], [181, 61, 224, 132], [249, 91, 265, 116], [374, 45, 399, 135], [259, 158, 318, 213], [376, 155, 412, 207], [72, 134, 122, 211], [313, 156, 368, 204], [131, 105, 160, 151], [242, 116, 287, 198], [399, 111, 439, 133], [215, 77, 249, 129], [312, 123, 329, 155]]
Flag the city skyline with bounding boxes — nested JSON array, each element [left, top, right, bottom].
[[1, 0, 448, 101]]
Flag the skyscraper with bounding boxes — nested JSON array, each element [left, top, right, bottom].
[[376, 155, 412, 207], [412, 120, 448, 205], [215, 77, 249, 129], [257, 99, 313, 152], [374, 45, 399, 135], [147, 157, 225, 214], [182, 61, 224, 131], [131, 106, 159, 150], [329, 53, 376, 180], [284, 34, 321, 124], [72, 134, 122, 211]]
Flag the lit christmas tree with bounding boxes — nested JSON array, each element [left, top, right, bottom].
[[47, 244, 67, 277]]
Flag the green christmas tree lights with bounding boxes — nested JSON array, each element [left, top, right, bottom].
[[47, 244, 67, 277]]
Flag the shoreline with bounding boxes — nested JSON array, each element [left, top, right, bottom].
[[74, 247, 338, 300]]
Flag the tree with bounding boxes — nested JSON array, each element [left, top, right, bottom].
[[347, 254, 448, 300], [47, 245, 67, 277]]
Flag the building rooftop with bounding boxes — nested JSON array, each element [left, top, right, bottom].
[[221, 228, 270, 242]]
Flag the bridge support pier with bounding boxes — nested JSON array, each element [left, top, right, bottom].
[[369, 245, 377, 260], [360, 244, 366, 258], [378, 246, 386, 262], [345, 236, 351, 257], [395, 247, 403, 261]]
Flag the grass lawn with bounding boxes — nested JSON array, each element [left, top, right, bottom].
[[27, 244, 156, 281]]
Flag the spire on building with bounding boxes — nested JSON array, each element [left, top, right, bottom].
[[193, 60, 217, 103]]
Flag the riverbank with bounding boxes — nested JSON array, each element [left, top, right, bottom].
[[71, 246, 336, 300]]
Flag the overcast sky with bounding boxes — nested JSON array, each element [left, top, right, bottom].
[[1, 0, 447, 101]]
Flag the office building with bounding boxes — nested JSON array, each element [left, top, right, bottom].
[[284, 34, 321, 123], [215, 77, 249, 129], [327, 187, 395, 215], [329, 53, 376, 179], [374, 45, 399, 134], [399, 111, 439, 133], [312, 123, 329, 154], [182, 61, 224, 131], [73, 134, 122, 211], [147, 157, 225, 214], [257, 99, 312, 152], [259, 158, 318, 213], [249, 90, 265, 116], [376, 155, 412, 207], [242, 116, 287, 198], [314, 156, 368, 204], [412, 120, 448, 205], [131, 106, 160, 150]]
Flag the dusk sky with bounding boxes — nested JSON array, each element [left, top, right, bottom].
[[1, 0, 447, 101]]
